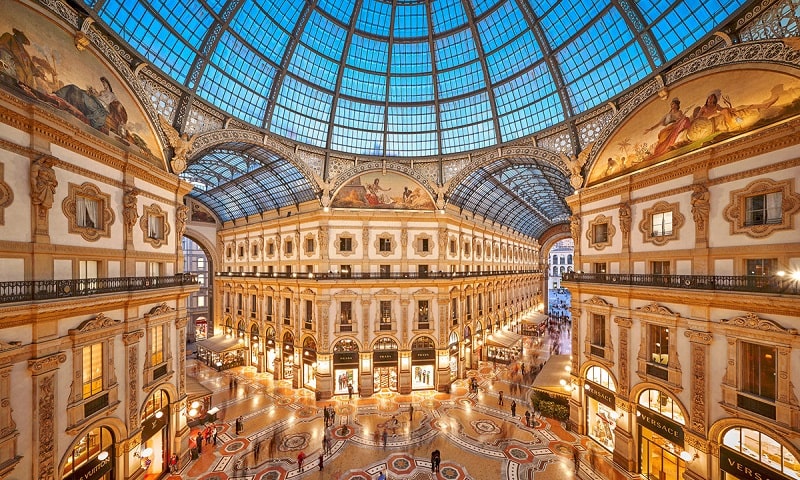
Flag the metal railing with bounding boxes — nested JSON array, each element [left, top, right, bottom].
[[215, 269, 540, 280], [0, 274, 198, 304], [562, 272, 799, 295]]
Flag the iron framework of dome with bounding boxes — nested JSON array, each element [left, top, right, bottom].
[[79, 0, 754, 236]]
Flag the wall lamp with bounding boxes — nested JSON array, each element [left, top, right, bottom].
[[679, 450, 698, 462]]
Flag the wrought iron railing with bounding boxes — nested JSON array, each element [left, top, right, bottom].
[[0, 274, 198, 304], [216, 269, 540, 280], [561, 272, 799, 295]]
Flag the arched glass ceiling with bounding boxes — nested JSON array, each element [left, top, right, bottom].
[[89, 0, 748, 157], [448, 158, 573, 238], [180, 143, 318, 222]]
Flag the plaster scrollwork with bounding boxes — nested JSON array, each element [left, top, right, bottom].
[[28, 353, 67, 375], [720, 312, 797, 335], [147, 303, 174, 317], [723, 178, 800, 238], [122, 187, 140, 235], [684, 329, 713, 345], [38, 373, 56, 480], [637, 303, 678, 316], [128, 344, 138, 426], [122, 330, 144, 345], [689, 342, 708, 433], [585, 296, 613, 306], [0, 163, 14, 225], [72, 313, 121, 333], [614, 316, 632, 328]]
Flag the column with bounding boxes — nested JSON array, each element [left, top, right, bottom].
[[28, 353, 67, 480]]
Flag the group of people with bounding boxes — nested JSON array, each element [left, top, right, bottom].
[[322, 405, 337, 427], [188, 423, 218, 459]]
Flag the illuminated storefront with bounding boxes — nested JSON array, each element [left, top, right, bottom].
[[637, 389, 687, 480], [139, 390, 170, 477], [250, 324, 263, 372], [448, 332, 459, 381], [282, 332, 295, 380], [720, 427, 800, 480], [411, 336, 436, 390], [302, 337, 317, 390], [373, 337, 398, 392], [333, 339, 359, 395], [265, 327, 276, 375], [584, 366, 617, 452], [61, 426, 114, 480]]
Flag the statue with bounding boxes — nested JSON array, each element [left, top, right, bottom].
[[122, 187, 139, 233], [560, 142, 594, 190], [427, 179, 451, 210], [570, 215, 581, 243], [690, 184, 710, 233], [312, 171, 334, 207], [158, 114, 196, 174], [619, 203, 631, 235], [176, 204, 188, 237], [30, 157, 57, 209]]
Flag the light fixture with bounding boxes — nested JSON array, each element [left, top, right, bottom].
[[679, 451, 698, 462], [190, 401, 201, 410], [97, 451, 109, 461], [154, 410, 163, 419], [188, 408, 198, 417]]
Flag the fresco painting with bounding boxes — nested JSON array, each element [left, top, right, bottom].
[[188, 199, 216, 224], [589, 69, 800, 184], [0, 3, 161, 161], [332, 172, 436, 210]]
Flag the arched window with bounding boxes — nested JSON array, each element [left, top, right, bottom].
[[412, 336, 435, 350], [722, 427, 800, 479], [560, 266, 566, 274], [374, 337, 398, 350], [333, 339, 359, 352], [585, 366, 616, 391], [553, 266, 558, 276], [638, 389, 685, 425], [567, 254, 573, 264], [61, 426, 114, 478]]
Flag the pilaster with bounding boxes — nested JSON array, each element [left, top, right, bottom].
[[28, 353, 67, 480]]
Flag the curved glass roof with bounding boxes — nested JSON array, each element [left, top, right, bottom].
[[89, 0, 748, 157]]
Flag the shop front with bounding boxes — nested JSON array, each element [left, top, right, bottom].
[[474, 321, 484, 364], [194, 316, 208, 341], [463, 325, 472, 370], [282, 332, 295, 380], [411, 336, 436, 390], [584, 366, 617, 452], [250, 324, 263, 372], [720, 426, 800, 480], [139, 389, 170, 476], [373, 337, 399, 392], [637, 389, 687, 480], [486, 330, 523, 365], [448, 332, 459, 381], [333, 339, 359, 395], [61, 426, 114, 480], [195, 335, 246, 370], [265, 327, 276, 375], [302, 337, 317, 390]]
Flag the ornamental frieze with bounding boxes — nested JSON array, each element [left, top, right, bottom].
[[720, 312, 797, 335]]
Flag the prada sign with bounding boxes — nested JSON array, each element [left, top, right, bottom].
[[333, 352, 359, 366], [637, 406, 684, 446], [68, 454, 112, 480], [373, 350, 398, 364], [411, 349, 435, 362], [585, 382, 616, 409], [721, 446, 791, 480]]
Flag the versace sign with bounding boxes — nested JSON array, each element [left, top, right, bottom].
[[637, 406, 684, 446]]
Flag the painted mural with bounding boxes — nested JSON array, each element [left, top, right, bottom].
[[331, 172, 436, 210], [0, 2, 161, 162], [588, 69, 800, 184], [188, 198, 216, 224]]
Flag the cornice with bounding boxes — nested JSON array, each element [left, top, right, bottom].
[[28, 352, 66, 375], [0, 240, 178, 261], [684, 329, 713, 345], [720, 312, 797, 335], [122, 330, 144, 345], [70, 313, 122, 334]]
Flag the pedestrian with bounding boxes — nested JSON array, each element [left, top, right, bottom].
[[378, 470, 386, 480], [511, 400, 517, 417], [297, 450, 306, 471], [318, 453, 324, 471], [324, 406, 329, 426], [498, 390, 504, 406], [205, 425, 212, 445], [325, 432, 332, 454], [229, 377, 234, 392], [525, 410, 531, 427], [382, 429, 388, 449], [196, 431, 203, 449], [169, 453, 178, 473], [254, 439, 261, 461], [431, 449, 440, 472], [409, 404, 414, 422], [331, 408, 336, 425], [213, 426, 218, 444], [347, 382, 353, 400]]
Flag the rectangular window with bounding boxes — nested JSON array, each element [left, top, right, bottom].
[[267, 265, 274, 274], [340, 238, 352, 252], [149, 262, 161, 277], [380, 300, 392, 330], [652, 211, 673, 237], [284, 298, 291, 321], [451, 298, 458, 322], [420, 238, 430, 252], [285, 265, 292, 274], [76, 195, 100, 229], [651, 261, 670, 275], [305, 300, 313, 324], [306, 238, 314, 253], [82, 343, 103, 399], [341, 265, 351, 278], [418, 300, 429, 323], [593, 223, 608, 243], [340, 301, 352, 324], [746, 258, 777, 276], [746, 192, 782, 226], [418, 264, 429, 277], [648, 324, 669, 365], [466, 295, 472, 319], [250, 294, 257, 317], [379, 238, 391, 252], [450, 239, 456, 254], [286, 241, 293, 254], [591, 314, 606, 348], [267, 243, 275, 255], [151, 325, 164, 366], [740, 342, 776, 401], [238, 245, 244, 257], [197, 257, 205, 269], [252, 244, 259, 256], [380, 265, 391, 278], [306, 265, 314, 274], [252, 266, 258, 273], [79, 260, 98, 279], [197, 295, 206, 307], [266, 296, 273, 318], [478, 294, 483, 314], [593, 263, 607, 274]]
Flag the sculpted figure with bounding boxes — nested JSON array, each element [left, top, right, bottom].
[[30, 157, 57, 208], [159, 114, 196, 174]]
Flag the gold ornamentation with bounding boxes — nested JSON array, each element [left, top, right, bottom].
[[0, 163, 14, 225], [61, 182, 115, 241], [586, 214, 615, 250], [637, 303, 678, 316], [148, 303, 174, 316], [723, 178, 800, 238], [28, 353, 67, 374], [139, 203, 170, 248], [176, 204, 188, 237], [560, 143, 594, 189], [72, 313, 121, 333], [585, 296, 613, 306], [158, 114, 196, 174], [720, 312, 797, 334], [638, 201, 685, 246]]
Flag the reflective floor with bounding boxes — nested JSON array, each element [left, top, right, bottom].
[[168, 334, 627, 479]]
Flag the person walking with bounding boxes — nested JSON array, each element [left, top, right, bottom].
[[409, 404, 414, 422], [498, 390, 504, 406], [318, 453, 324, 471], [525, 410, 531, 427], [573, 446, 581, 472], [213, 426, 218, 445], [254, 439, 261, 461], [511, 400, 517, 417], [382, 429, 388, 449], [378, 471, 386, 480], [347, 382, 353, 400], [297, 451, 306, 471], [169, 453, 178, 473], [431, 449, 440, 473]]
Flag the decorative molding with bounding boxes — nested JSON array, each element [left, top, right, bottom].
[[28, 353, 67, 375], [334, 232, 358, 257], [128, 344, 138, 426], [30, 156, 58, 236], [71, 314, 122, 333], [122, 187, 140, 236], [614, 316, 632, 328], [61, 182, 115, 241], [176, 204, 188, 238], [637, 303, 678, 316], [140, 203, 170, 248], [36, 373, 57, 480], [0, 163, 13, 225], [586, 214, 615, 250], [373, 233, 397, 257], [147, 303, 174, 317], [585, 296, 613, 306], [122, 330, 144, 345], [411, 232, 434, 257], [723, 178, 800, 238], [720, 312, 797, 335], [638, 201, 685, 246], [689, 342, 708, 433], [690, 184, 710, 237], [684, 329, 713, 345]]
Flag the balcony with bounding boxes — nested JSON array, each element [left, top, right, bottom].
[[562, 272, 800, 295], [0, 274, 198, 304], [216, 269, 540, 281]]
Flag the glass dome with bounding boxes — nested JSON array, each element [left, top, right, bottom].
[[89, 0, 747, 158]]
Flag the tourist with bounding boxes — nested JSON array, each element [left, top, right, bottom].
[[297, 450, 306, 471], [498, 390, 504, 406]]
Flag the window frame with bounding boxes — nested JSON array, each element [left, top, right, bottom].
[[63, 182, 114, 241], [140, 203, 170, 248], [586, 214, 615, 250], [723, 178, 800, 238], [639, 201, 685, 246]]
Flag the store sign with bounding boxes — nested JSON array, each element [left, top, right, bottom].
[[373, 351, 398, 364], [411, 350, 435, 362], [585, 382, 616, 409], [141, 407, 168, 442], [333, 352, 359, 366], [69, 454, 112, 480], [637, 406, 684, 446], [720, 446, 791, 480]]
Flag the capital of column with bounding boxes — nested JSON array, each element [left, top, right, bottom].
[[684, 329, 712, 345], [123, 330, 145, 345], [28, 352, 66, 375]]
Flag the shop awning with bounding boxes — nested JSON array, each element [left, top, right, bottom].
[[531, 354, 571, 398], [521, 313, 548, 325], [485, 330, 522, 348], [195, 335, 246, 353]]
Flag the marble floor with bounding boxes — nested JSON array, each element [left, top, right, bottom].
[[166, 333, 631, 479]]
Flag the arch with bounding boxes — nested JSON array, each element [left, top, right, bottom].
[[183, 228, 220, 271], [59, 422, 122, 479], [250, 323, 260, 336], [411, 335, 437, 350], [372, 336, 399, 350], [282, 331, 295, 344], [709, 418, 800, 476], [448, 331, 459, 345], [302, 336, 317, 350], [581, 362, 618, 392], [333, 337, 362, 352], [631, 383, 689, 426], [140, 384, 177, 420]]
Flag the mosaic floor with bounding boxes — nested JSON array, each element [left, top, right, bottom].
[[168, 335, 630, 479]]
